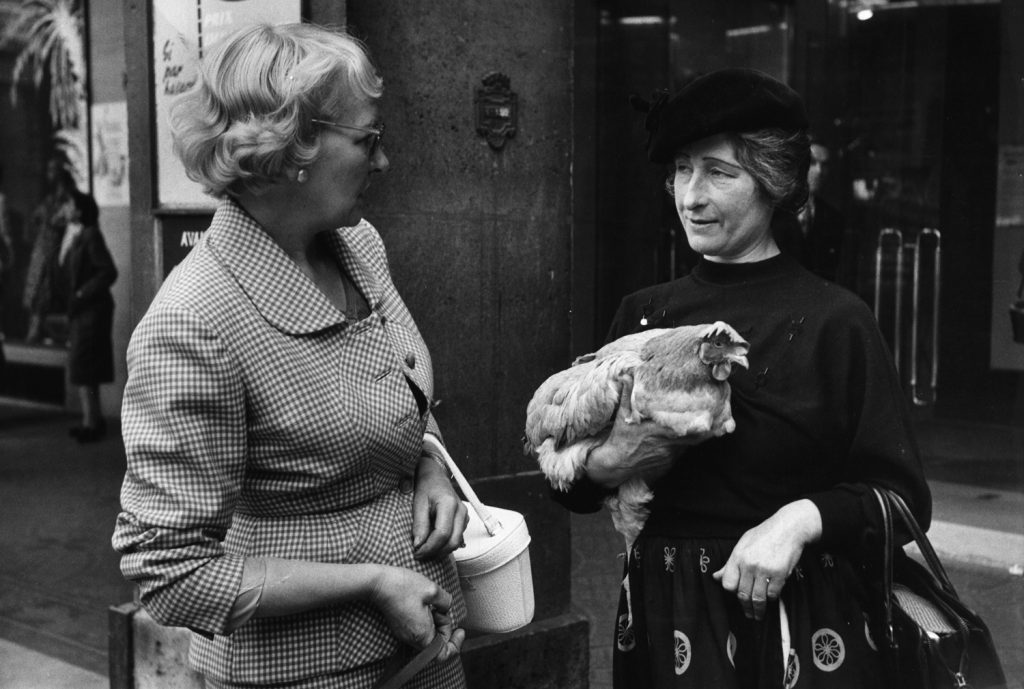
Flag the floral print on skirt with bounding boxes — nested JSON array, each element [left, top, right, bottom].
[[613, 535, 886, 689]]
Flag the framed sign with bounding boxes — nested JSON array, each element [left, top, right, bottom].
[[153, 0, 302, 209], [160, 213, 214, 278]]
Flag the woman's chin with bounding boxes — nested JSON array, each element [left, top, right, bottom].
[[338, 206, 362, 228], [687, 239, 719, 257]]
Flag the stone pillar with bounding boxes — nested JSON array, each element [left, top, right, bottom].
[[116, 0, 589, 685], [346, 1, 588, 684]]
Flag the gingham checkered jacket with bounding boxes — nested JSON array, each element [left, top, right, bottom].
[[113, 199, 465, 685]]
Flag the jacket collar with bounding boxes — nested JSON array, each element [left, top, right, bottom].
[[206, 198, 382, 334]]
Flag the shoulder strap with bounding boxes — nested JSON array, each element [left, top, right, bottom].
[[872, 487, 897, 645], [373, 634, 446, 689], [884, 489, 956, 595]]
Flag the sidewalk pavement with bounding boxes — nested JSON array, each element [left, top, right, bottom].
[[0, 638, 105, 689], [0, 402, 1022, 688]]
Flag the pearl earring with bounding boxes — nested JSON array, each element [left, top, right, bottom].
[[297, 169, 309, 183]]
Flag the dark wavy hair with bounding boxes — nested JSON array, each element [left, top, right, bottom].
[[72, 189, 99, 227], [665, 128, 810, 215]]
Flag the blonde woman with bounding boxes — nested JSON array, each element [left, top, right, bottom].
[[113, 24, 468, 689]]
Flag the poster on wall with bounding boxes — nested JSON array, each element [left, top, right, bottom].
[[91, 101, 130, 207], [990, 145, 1024, 371], [994, 145, 1024, 228], [153, 0, 302, 209]]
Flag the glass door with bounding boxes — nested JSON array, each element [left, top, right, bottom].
[[591, 0, 1020, 426]]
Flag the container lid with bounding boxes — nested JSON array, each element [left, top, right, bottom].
[[454, 503, 531, 576]]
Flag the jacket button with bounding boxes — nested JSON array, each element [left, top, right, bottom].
[[399, 477, 414, 494], [405, 353, 416, 369]]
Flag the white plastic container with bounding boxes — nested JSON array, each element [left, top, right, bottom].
[[423, 435, 535, 634], [454, 503, 534, 634]]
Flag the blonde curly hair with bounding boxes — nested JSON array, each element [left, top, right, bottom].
[[170, 23, 383, 198]]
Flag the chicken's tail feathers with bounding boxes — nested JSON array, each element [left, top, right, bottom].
[[605, 478, 655, 548], [525, 351, 643, 465]]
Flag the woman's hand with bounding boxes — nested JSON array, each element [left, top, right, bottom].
[[713, 499, 823, 621], [369, 566, 465, 661], [412, 454, 468, 560]]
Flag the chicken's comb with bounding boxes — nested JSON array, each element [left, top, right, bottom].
[[699, 321, 747, 345]]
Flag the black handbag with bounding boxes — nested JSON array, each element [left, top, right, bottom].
[[872, 487, 1007, 689]]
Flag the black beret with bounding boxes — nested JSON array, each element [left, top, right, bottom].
[[637, 68, 808, 163]]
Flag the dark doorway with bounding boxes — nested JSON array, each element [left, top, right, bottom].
[[588, 0, 1020, 425]]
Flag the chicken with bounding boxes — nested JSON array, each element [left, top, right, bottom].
[[524, 321, 750, 551]]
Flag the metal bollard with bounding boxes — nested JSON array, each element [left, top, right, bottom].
[[874, 228, 904, 374], [910, 228, 941, 406]]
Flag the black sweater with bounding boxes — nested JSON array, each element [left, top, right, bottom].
[[558, 253, 930, 554]]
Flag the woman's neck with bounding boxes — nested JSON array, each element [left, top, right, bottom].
[[703, 237, 780, 265], [235, 191, 324, 266]]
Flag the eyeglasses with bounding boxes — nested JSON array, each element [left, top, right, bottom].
[[311, 119, 385, 157]]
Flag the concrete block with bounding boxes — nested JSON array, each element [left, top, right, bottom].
[[463, 612, 590, 689], [109, 603, 202, 689], [110, 605, 589, 688], [132, 609, 204, 688]]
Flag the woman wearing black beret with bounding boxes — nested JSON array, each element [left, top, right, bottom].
[[555, 69, 930, 688]]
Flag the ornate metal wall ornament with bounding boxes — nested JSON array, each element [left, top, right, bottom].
[[475, 72, 517, 150]]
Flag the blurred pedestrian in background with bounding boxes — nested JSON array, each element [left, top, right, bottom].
[[777, 138, 856, 290], [0, 164, 13, 372], [59, 189, 116, 442], [23, 157, 76, 344]]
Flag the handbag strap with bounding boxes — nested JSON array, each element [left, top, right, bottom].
[[873, 487, 897, 642], [423, 434, 503, 536], [885, 489, 957, 596], [373, 634, 446, 689], [872, 486, 971, 675], [873, 487, 959, 600]]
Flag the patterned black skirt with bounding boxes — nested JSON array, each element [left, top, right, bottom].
[[612, 534, 886, 689]]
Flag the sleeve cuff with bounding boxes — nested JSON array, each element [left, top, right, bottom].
[[806, 487, 864, 550], [224, 557, 267, 634], [549, 476, 613, 514]]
